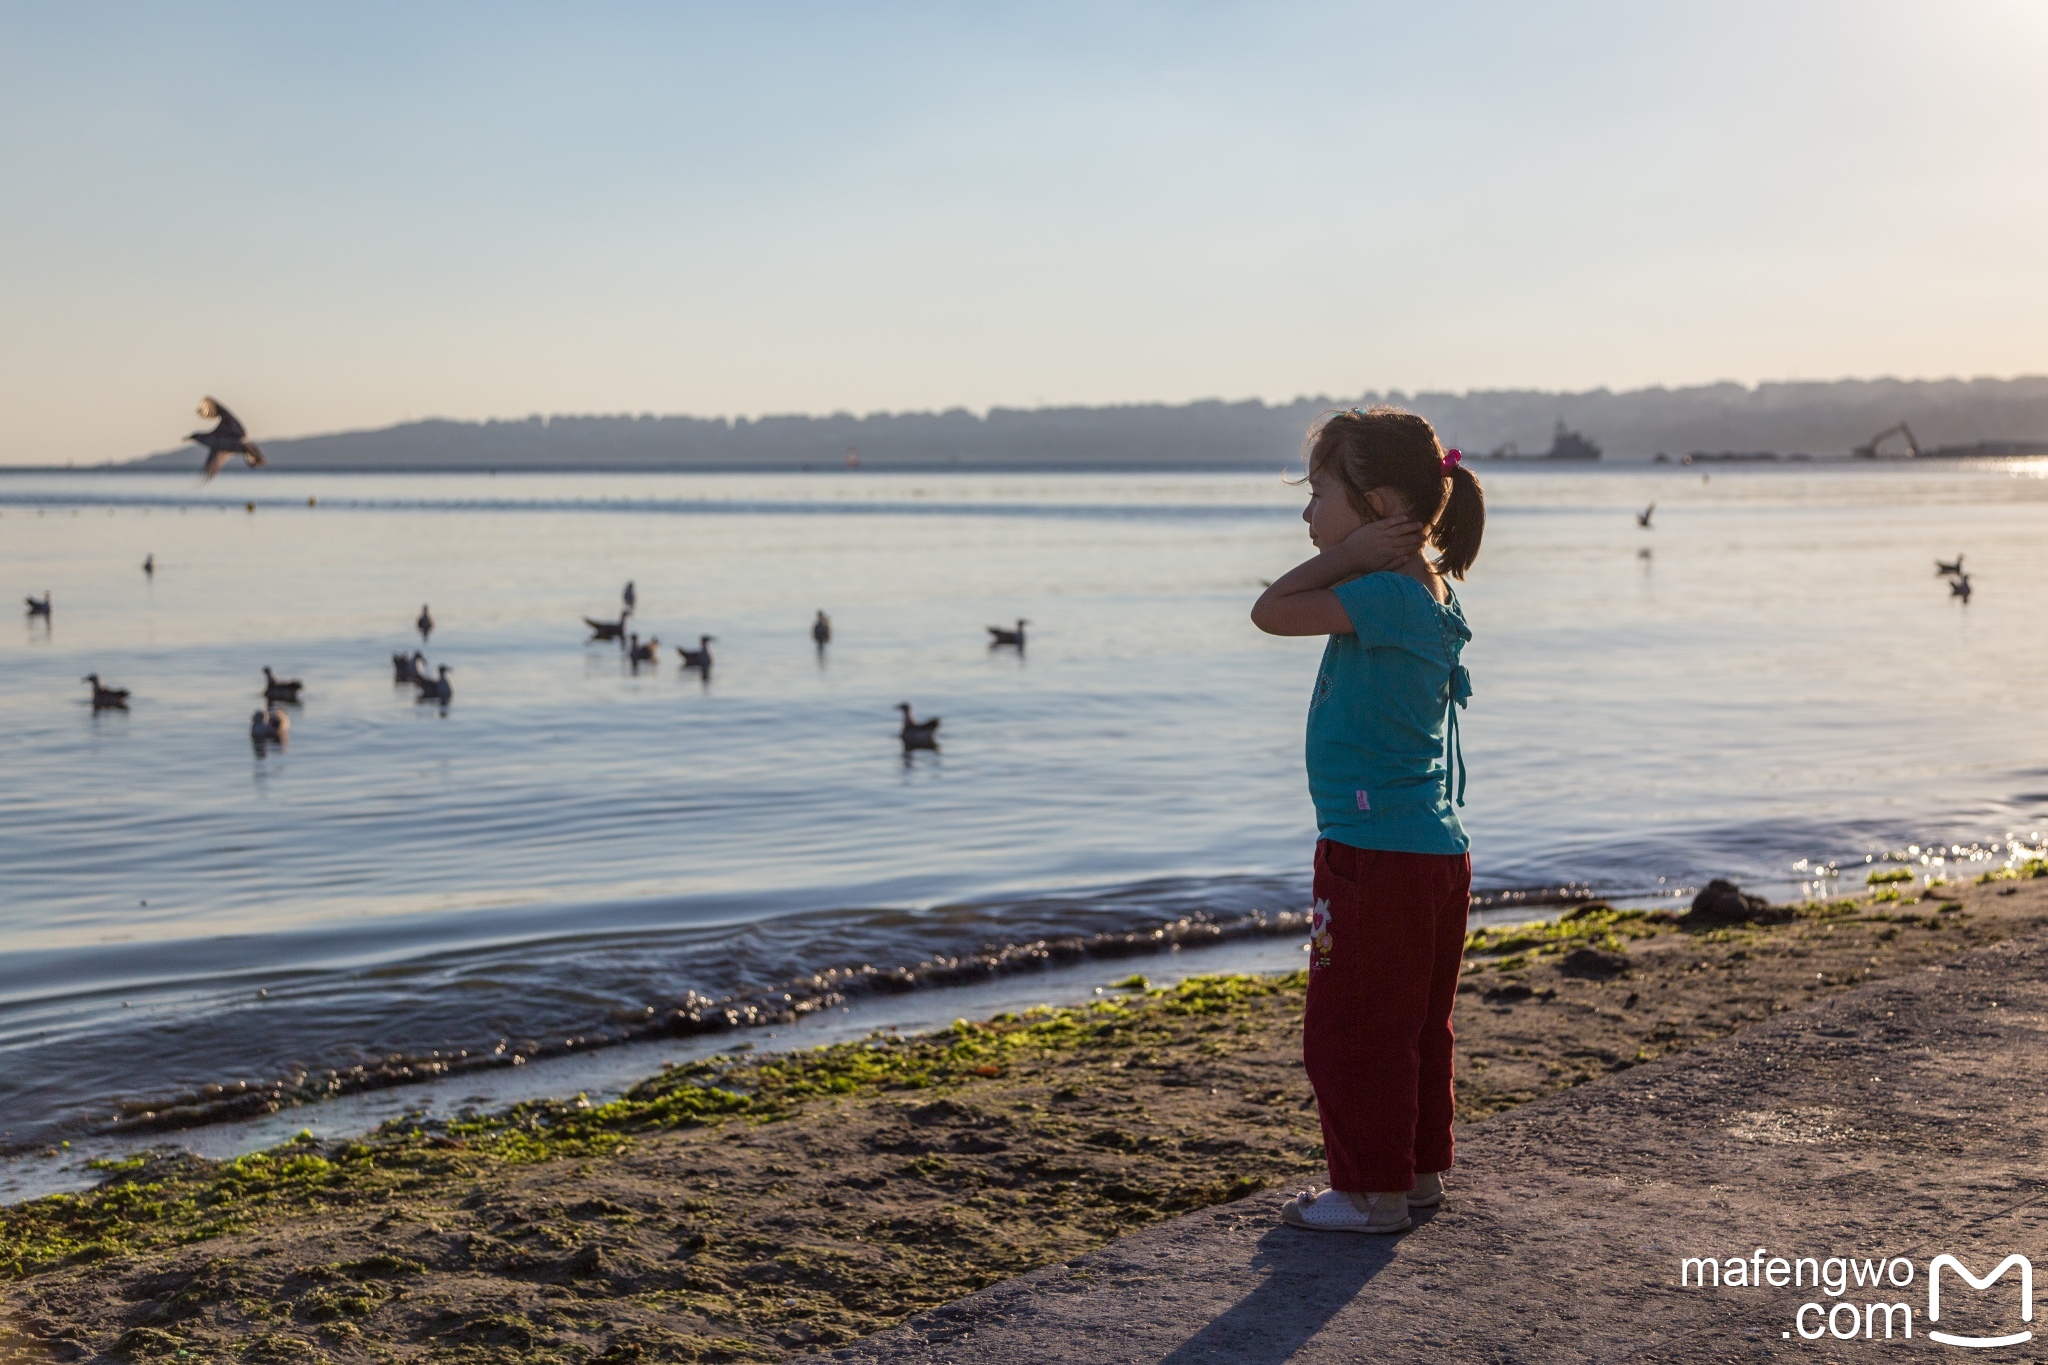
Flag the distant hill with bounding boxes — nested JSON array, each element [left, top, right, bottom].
[[120, 377, 2048, 472]]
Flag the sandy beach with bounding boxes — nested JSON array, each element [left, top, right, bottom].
[[4, 865, 2043, 1362]]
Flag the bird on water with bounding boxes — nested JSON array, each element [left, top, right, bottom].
[[414, 665, 453, 703], [262, 667, 304, 704], [417, 604, 434, 639], [143, 554, 155, 576], [897, 703, 940, 750], [83, 674, 130, 709], [585, 609, 631, 641], [249, 707, 289, 745], [392, 650, 426, 683], [813, 611, 832, 647], [189, 398, 266, 482], [676, 635, 715, 671], [25, 592, 51, 617], [987, 619, 1028, 649], [1951, 574, 1973, 602], [1636, 502, 1655, 528], [628, 633, 661, 665], [623, 581, 637, 610], [1935, 555, 1965, 576]]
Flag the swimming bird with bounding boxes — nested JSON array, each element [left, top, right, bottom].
[[414, 664, 453, 703], [585, 609, 631, 641], [249, 707, 288, 745], [417, 604, 434, 639], [676, 635, 715, 670], [812, 611, 832, 647], [986, 619, 1028, 649], [628, 632, 661, 665], [1636, 502, 1655, 528], [83, 674, 129, 708], [392, 650, 426, 683], [143, 554, 155, 576], [261, 666, 304, 704], [623, 581, 637, 609], [897, 703, 940, 750], [1951, 574, 1973, 601], [189, 398, 266, 482], [24, 592, 51, 617], [1935, 554, 1965, 576]]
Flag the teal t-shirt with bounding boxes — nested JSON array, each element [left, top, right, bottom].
[[1305, 572, 1472, 854]]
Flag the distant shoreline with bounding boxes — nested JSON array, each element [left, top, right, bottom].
[[4, 456, 2039, 476]]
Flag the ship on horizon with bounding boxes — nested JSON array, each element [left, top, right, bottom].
[[1484, 420, 1601, 462]]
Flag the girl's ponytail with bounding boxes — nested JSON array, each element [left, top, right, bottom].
[[1431, 462, 1485, 580], [1307, 405, 1486, 579]]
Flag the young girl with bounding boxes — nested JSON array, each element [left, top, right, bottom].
[[1250, 405, 1484, 1234]]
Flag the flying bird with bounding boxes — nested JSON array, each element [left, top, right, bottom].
[[987, 619, 1028, 649], [897, 703, 940, 750], [1636, 503, 1655, 528], [189, 398, 266, 482]]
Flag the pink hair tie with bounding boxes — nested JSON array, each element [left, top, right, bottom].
[[1441, 448, 1463, 472]]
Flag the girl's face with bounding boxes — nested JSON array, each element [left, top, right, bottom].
[[1303, 467, 1391, 550]]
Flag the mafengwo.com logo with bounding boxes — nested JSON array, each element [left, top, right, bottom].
[[1680, 1249, 2034, 1346]]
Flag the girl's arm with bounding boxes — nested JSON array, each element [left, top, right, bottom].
[[1250, 518, 1424, 637]]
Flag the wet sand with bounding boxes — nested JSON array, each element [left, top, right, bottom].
[[4, 869, 2043, 1362]]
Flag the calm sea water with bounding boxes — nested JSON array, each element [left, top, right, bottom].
[[3, 463, 2046, 1162]]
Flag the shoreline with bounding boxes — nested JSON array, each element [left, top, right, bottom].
[[2, 890, 1616, 1174], [6, 865, 2044, 1361]]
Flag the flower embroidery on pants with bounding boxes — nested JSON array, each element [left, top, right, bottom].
[[1310, 896, 1334, 970]]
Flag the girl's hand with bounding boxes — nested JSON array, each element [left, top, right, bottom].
[[1251, 515, 1428, 637], [1336, 516, 1424, 573]]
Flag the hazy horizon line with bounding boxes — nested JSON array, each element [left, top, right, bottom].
[[115, 370, 2048, 457]]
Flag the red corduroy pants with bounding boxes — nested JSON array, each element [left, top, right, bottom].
[[1303, 838, 1472, 1193]]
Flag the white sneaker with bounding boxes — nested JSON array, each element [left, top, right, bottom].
[[1281, 1188, 1411, 1234], [1409, 1170, 1446, 1208]]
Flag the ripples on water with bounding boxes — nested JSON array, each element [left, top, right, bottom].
[[2, 465, 2045, 1161]]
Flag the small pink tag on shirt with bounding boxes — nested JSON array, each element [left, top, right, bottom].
[[1355, 790, 1371, 811]]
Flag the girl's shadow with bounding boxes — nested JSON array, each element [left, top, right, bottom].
[[1155, 1210, 1433, 1365]]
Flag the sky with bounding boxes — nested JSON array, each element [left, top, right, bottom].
[[2, 1, 2046, 465]]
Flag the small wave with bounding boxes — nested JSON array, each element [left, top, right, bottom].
[[71, 879, 1616, 1145], [88, 907, 1308, 1139]]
